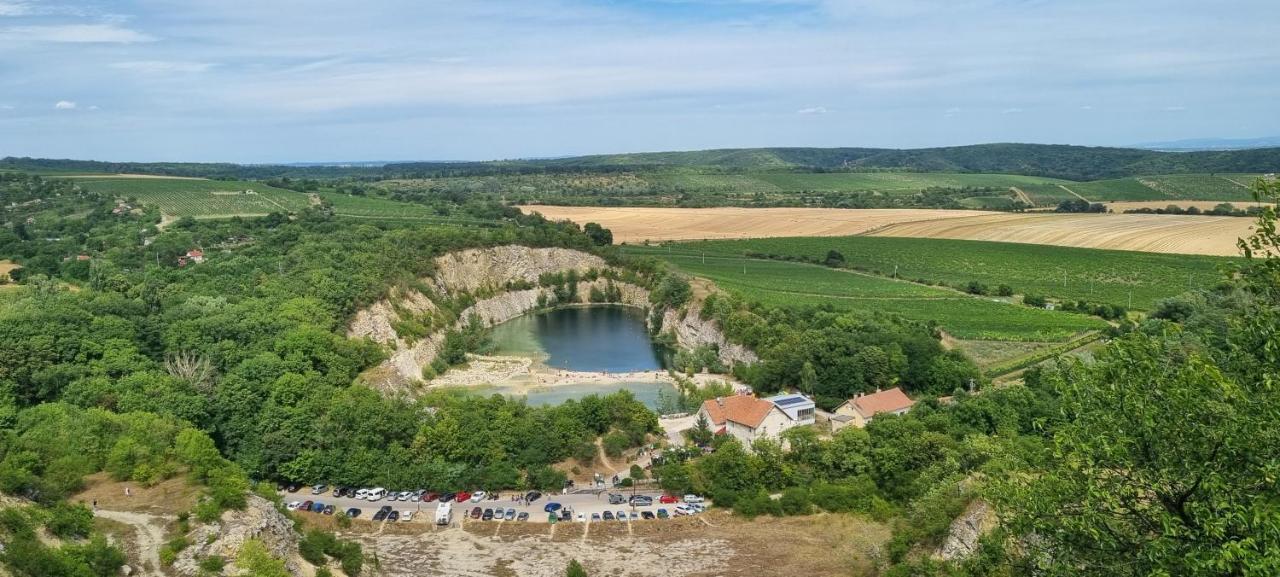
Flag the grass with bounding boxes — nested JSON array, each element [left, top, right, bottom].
[[1064, 174, 1264, 202], [628, 247, 1106, 342], [77, 178, 310, 217], [643, 236, 1237, 310]]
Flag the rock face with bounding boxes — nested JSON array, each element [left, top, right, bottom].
[[172, 495, 301, 577], [663, 302, 759, 365], [935, 499, 992, 561], [349, 245, 754, 392]]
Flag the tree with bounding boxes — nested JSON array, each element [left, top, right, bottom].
[[566, 559, 589, 577], [583, 222, 612, 246], [690, 412, 713, 446], [824, 250, 846, 267]]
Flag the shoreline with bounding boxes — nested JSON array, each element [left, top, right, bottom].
[[426, 353, 746, 394]]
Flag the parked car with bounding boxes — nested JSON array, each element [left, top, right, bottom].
[[482, 509, 494, 521], [455, 491, 471, 503], [504, 509, 516, 521], [286, 483, 301, 493], [323, 505, 335, 515], [440, 492, 456, 503], [345, 508, 361, 518], [525, 491, 542, 503], [629, 495, 653, 506], [616, 510, 626, 521], [492, 507, 505, 519], [367, 488, 387, 501], [608, 493, 626, 505], [544, 502, 562, 513], [402, 511, 413, 522], [674, 504, 691, 516], [354, 488, 370, 500], [470, 507, 482, 519], [602, 511, 614, 521], [311, 484, 327, 495], [689, 503, 706, 513], [423, 492, 439, 502], [659, 495, 679, 504], [640, 511, 655, 520], [683, 494, 705, 504], [388, 511, 400, 521], [398, 491, 414, 501], [470, 491, 487, 503], [517, 512, 529, 522], [300, 500, 314, 511], [286, 501, 302, 511], [576, 512, 586, 522], [628, 511, 638, 520], [656, 509, 669, 519], [559, 509, 572, 521], [372, 509, 389, 521]]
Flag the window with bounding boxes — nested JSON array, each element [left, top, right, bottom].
[[797, 408, 815, 420]]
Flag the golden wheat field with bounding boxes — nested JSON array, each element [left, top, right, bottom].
[[522, 206, 998, 242], [523, 206, 1258, 256], [870, 212, 1254, 256]]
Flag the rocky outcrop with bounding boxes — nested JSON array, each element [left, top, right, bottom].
[[663, 302, 759, 366], [173, 495, 301, 577], [935, 499, 993, 561], [348, 288, 437, 345], [431, 245, 607, 294]]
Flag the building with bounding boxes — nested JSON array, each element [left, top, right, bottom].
[[833, 387, 915, 430], [765, 393, 816, 426], [186, 249, 205, 264], [698, 392, 815, 447]]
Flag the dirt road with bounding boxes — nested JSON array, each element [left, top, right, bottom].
[[95, 509, 172, 577]]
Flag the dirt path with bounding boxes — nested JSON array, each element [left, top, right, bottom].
[[1223, 177, 1255, 189], [594, 438, 618, 474], [1010, 187, 1034, 207], [95, 509, 172, 577], [1057, 184, 1090, 202]]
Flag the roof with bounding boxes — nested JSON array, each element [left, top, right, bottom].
[[830, 414, 854, 423], [766, 393, 814, 408], [700, 396, 777, 430], [842, 387, 915, 419]]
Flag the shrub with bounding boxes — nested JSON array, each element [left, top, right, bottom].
[[46, 502, 94, 538], [778, 487, 812, 516], [995, 284, 1014, 296], [566, 559, 589, 577], [602, 432, 630, 458], [965, 281, 989, 295], [159, 536, 189, 566], [1023, 294, 1047, 308], [198, 555, 225, 574]]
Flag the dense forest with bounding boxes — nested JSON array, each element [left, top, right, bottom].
[[6, 142, 1280, 181]]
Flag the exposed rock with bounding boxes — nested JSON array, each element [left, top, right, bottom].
[[935, 499, 993, 561], [663, 302, 759, 366], [431, 246, 607, 293], [172, 495, 301, 577]]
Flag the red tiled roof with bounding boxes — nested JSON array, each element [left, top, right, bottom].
[[700, 396, 776, 429], [848, 387, 915, 418]]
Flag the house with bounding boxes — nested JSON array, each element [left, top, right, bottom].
[[833, 387, 915, 429], [698, 395, 794, 448], [186, 249, 205, 264], [765, 393, 816, 426], [698, 392, 816, 448]]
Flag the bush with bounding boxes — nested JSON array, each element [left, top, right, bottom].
[[566, 559, 589, 577], [602, 432, 630, 459], [1023, 294, 1047, 308], [198, 555, 225, 574], [46, 502, 94, 538], [159, 536, 189, 566], [778, 487, 812, 516], [995, 284, 1014, 297], [965, 281, 989, 295]]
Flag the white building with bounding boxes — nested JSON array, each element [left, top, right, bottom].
[[697, 392, 816, 448], [765, 393, 816, 426]]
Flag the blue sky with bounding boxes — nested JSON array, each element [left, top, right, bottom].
[[0, 0, 1277, 162]]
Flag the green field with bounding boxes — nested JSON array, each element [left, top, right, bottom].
[[1058, 174, 1264, 202], [640, 237, 1237, 310], [628, 247, 1107, 342], [74, 177, 483, 223]]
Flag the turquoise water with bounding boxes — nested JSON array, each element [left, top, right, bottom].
[[470, 381, 678, 410], [488, 305, 666, 372]]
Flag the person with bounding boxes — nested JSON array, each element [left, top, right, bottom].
[[92, 499, 97, 511], [124, 486, 131, 497]]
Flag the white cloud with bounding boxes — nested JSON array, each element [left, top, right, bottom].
[[796, 106, 828, 115], [0, 2, 31, 16], [944, 107, 961, 117], [54, 100, 76, 109], [1001, 107, 1023, 114], [88, 105, 99, 110], [112, 61, 215, 73], [2, 23, 153, 43]]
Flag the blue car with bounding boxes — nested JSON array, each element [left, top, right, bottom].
[[310, 501, 325, 513], [544, 502, 562, 513]]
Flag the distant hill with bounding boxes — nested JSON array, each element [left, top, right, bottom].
[[5, 143, 1280, 181], [1133, 136, 1280, 152]]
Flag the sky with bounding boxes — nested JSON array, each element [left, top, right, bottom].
[[0, 0, 1277, 162]]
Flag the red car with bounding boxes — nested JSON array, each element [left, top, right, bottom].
[[659, 495, 679, 504], [470, 506, 483, 519], [456, 491, 471, 503], [422, 492, 438, 502], [300, 500, 314, 511]]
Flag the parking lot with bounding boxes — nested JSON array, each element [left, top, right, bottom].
[[280, 486, 705, 525]]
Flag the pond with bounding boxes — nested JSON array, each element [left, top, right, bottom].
[[468, 381, 679, 411], [488, 305, 667, 372]]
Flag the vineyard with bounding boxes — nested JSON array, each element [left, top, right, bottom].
[[627, 247, 1107, 342], [647, 236, 1238, 309], [77, 178, 310, 217]]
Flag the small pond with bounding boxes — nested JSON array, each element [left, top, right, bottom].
[[488, 305, 666, 372], [468, 381, 679, 411]]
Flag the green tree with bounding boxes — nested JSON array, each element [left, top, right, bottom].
[[583, 222, 613, 246], [566, 559, 589, 577]]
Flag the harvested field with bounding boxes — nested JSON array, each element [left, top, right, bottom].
[[870, 212, 1254, 256], [0, 259, 19, 277], [523, 206, 998, 242]]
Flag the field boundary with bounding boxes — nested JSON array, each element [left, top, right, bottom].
[[1010, 187, 1034, 207], [1056, 184, 1091, 202], [984, 331, 1102, 377]]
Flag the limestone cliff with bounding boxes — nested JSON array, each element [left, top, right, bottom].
[[935, 499, 994, 561], [348, 245, 754, 393], [173, 495, 301, 577]]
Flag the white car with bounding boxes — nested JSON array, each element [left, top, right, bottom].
[[674, 504, 692, 516], [354, 488, 370, 500], [576, 512, 585, 522], [682, 495, 704, 504], [469, 491, 486, 503], [367, 488, 386, 501], [689, 503, 706, 513], [286, 501, 302, 511], [401, 511, 414, 522], [397, 491, 413, 501]]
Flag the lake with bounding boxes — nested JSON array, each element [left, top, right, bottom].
[[468, 381, 679, 411], [488, 305, 667, 372]]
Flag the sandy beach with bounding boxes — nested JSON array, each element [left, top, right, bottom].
[[426, 353, 746, 394]]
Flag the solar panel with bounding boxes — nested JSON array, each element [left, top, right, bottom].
[[773, 396, 809, 407]]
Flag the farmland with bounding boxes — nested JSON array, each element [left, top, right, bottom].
[[639, 236, 1238, 310], [626, 247, 1107, 342]]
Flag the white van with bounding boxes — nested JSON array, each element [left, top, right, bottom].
[[435, 502, 452, 526], [367, 487, 387, 501]]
